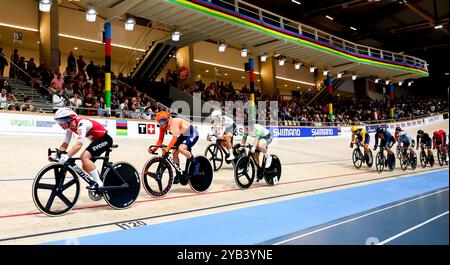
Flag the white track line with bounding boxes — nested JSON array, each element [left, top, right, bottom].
[[273, 188, 449, 245], [377, 211, 449, 245]]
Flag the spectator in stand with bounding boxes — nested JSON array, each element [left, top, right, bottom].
[[52, 89, 66, 112], [69, 92, 83, 114], [142, 106, 154, 120], [20, 96, 34, 112], [63, 83, 74, 98], [0, 87, 8, 109], [51, 70, 64, 91], [76, 55, 86, 72], [0, 73, 10, 93], [27, 57, 37, 74], [67, 51, 76, 70], [16, 56, 26, 80], [86, 60, 95, 80], [0, 48, 8, 76], [9, 49, 19, 78], [83, 92, 95, 116]]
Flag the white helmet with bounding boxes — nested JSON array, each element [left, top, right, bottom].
[[211, 110, 222, 119], [54, 108, 77, 121]]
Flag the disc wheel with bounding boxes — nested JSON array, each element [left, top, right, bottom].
[[352, 148, 363, 169], [264, 155, 282, 186], [400, 151, 408, 171], [437, 149, 444, 166], [102, 162, 141, 209], [375, 152, 385, 173], [188, 156, 213, 193], [32, 164, 80, 217], [234, 156, 255, 189], [410, 154, 417, 170], [420, 151, 427, 168], [205, 143, 224, 171], [366, 149, 374, 168], [142, 157, 173, 197]]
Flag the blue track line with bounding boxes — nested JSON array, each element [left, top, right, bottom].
[[44, 169, 449, 245]]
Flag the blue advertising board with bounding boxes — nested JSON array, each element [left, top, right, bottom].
[[269, 127, 339, 138], [365, 124, 388, 133]]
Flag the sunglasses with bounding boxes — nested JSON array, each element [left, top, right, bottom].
[[55, 117, 72, 125]]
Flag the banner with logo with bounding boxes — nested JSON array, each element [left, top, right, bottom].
[[269, 127, 339, 138]]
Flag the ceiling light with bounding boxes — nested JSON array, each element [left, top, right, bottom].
[[326, 15, 334, 20], [224, 73, 228, 76], [241, 47, 249, 57], [323, 69, 329, 76], [205, 70, 209, 73], [74, 47, 78, 50], [352, 74, 358, 80], [86, 5, 97, 22], [434, 25, 443, 29], [260, 53, 268, 62], [374, 79, 380, 83], [350, 26, 357, 31], [284, 84, 288, 87], [291, 0, 301, 5], [279, 57, 286, 66], [309, 66, 316, 73], [172, 31, 182, 42], [408, 81, 413, 86], [242, 76, 245, 79], [399, 81, 403, 86], [218, 41, 227, 52], [294, 62, 302, 70], [39, 0, 52, 12], [337, 72, 343, 78], [385, 80, 390, 85], [125, 17, 136, 31]]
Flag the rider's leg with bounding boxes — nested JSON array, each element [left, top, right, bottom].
[[81, 150, 103, 187], [224, 133, 234, 160], [178, 144, 192, 160], [172, 149, 181, 166], [258, 138, 272, 168]]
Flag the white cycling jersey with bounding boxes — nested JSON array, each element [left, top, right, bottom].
[[210, 115, 235, 137]]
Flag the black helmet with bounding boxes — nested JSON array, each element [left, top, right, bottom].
[[417, 129, 424, 135], [376, 127, 384, 134], [395, 127, 402, 132]]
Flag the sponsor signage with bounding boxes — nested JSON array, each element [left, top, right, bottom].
[[138, 123, 156, 135], [269, 127, 339, 138]]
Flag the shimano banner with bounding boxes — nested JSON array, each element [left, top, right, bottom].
[[366, 124, 388, 133], [269, 127, 339, 138]]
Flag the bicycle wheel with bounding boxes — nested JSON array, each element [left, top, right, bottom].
[[234, 156, 255, 189], [437, 149, 444, 166], [400, 152, 408, 171], [205, 143, 224, 171], [32, 164, 80, 217], [410, 154, 417, 170], [396, 145, 402, 160], [366, 149, 374, 168], [420, 151, 427, 168], [352, 148, 363, 169], [264, 155, 282, 186], [188, 156, 213, 193], [388, 154, 396, 171], [142, 157, 174, 197], [375, 152, 384, 173], [102, 162, 140, 210]]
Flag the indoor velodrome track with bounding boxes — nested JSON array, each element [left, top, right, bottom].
[[0, 119, 448, 245]]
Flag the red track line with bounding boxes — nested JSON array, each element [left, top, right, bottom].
[[0, 169, 378, 220]]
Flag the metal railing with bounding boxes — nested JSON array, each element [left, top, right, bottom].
[[203, 0, 428, 71]]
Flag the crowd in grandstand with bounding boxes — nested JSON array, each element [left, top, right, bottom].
[[0, 47, 448, 126]]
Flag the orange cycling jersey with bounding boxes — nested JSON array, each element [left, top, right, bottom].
[[155, 118, 191, 150]]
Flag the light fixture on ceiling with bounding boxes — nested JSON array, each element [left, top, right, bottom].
[[86, 5, 97, 22], [350, 26, 357, 31], [352, 74, 358, 80], [291, 0, 301, 5], [279, 56, 286, 66], [260, 53, 268, 62], [399, 81, 403, 86], [337, 72, 343, 78], [294, 62, 302, 70], [326, 15, 334, 21], [375, 79, 380, 84], [125, 17, 136, 31], [408, 81, 413, 86], [172, 30, 182, 41], [385, 80, 390, 85], [74, 47, 78, 50], [218, 41, 227, 52], [39, 0, 52, 12], [241, 47, 249, 57], [309, 66, 316, 73], [434, 24, 443, 29], [323, 69, 329, 76]]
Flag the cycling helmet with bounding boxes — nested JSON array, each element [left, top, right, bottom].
[[417, 129, 424, 135], [155, 111, 171, 126], [351, 126, 359, 132], [398, 131, 406, 137], [395, 127, 402, 132], [211, 110, 222, 120], [433, 131, 439, 137], [54, 108, 77, 125], [376, 127, 384, 134]]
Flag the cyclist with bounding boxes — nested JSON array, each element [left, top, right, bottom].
[[207, 110, 236, 162], [51, 107, 113, 189], [373, 127, 396, 163], [149, 111, 199, 181], [350, 126, 371, 163], [397, 131, 416, 159], [416, 129, 434, 163], [433, 129, 449, 162], [394, 126, 402, 141], [248, 123, 273, 168]]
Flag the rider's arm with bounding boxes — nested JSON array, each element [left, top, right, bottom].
[[59, 130, 72, 151], [374, 134, 379, 147], [155, 126, 166, 146], [66, 120, 92, 158], [351, 131, 355, 143]]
